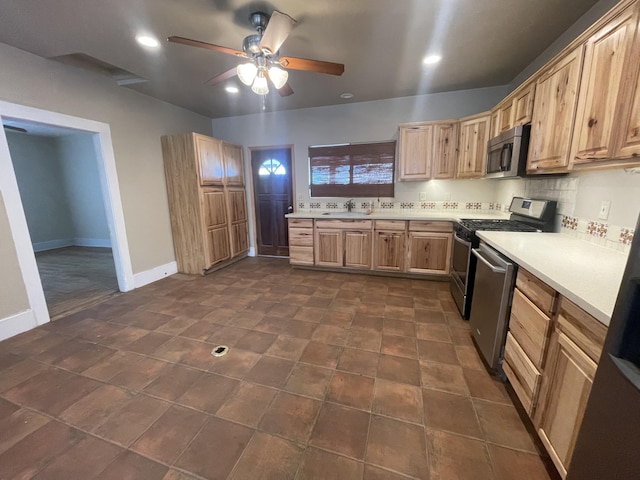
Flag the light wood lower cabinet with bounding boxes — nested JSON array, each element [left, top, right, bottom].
[[206, 226, 231, 266], [406, 232, 452, 275], [373, 230, 405, 271], [315, 229, 344, 267], [288, 218, 452, 276], [344, 231, 372, 269], [288, 219, 314, 266], [536, 329, 597, 479], [504, 269, 606, 480]]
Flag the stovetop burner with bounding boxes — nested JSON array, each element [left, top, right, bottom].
[[458, 218, 540, 233]]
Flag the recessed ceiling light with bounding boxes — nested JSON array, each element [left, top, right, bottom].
[[225, 86, 239, 93], [423, 55, 442, 65], [340, 93, 354, 99], [136, 35, 159, 48]]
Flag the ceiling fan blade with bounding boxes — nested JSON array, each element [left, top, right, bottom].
[[259, 11, 297, 55], [279, 56, 344, 76], [168, 36, 246, 57], [276, 82, 294, 97], [204, 67, 238, 86]]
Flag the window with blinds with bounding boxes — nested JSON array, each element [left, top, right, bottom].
[[308, 141, 396, 197]]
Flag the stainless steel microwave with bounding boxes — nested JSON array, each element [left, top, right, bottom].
[[485, 124, 530, 179]]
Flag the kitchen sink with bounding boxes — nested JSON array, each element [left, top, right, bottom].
[[321, 211, 371, 216]]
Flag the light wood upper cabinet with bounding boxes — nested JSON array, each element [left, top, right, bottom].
[[513, 81, 536, 126], [528, 45, 584, 173], [398, 121, 458, 180], [490, 81, 536, 139], [571, 6, 639, 166], [223, 142, 245, 185], [196, 134, 225, 185], [432, 123, 459, 179], [398, 123, 434, 180], [457, 112, 491, 178]]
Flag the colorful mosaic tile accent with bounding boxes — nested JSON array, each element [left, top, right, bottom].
[[421, 202, 437, 209], [587, 221, 608, 238], [443, 202, 459, 210], [464, 202, 482, 210], [562, 215, 578, 230], [380, 202, 394, 209], [310, 202, 321, 209], [400, 202, 414, 209], [326, 202, 338, 209], [620, 228, 635, 245]]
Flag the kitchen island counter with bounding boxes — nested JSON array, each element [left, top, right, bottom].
[[477, 231, 629, 326]]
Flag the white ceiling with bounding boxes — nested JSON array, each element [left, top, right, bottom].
[[0, 0, 599, 119]]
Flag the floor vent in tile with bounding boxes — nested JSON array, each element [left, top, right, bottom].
[[211, 345, 229, 357]]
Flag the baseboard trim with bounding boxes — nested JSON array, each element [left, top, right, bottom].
[[73, 237, 112, 248], [133, 261, 178, 288], [32, 237, 112, 252], [0, 309, 39, 342], [248, 247, 256, 257], [32, 239, 74, 252]]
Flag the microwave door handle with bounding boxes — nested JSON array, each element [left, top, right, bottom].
[[500, 143, 512, 171]]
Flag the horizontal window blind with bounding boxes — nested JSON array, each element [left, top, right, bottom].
[[309, 141, 396, 197]]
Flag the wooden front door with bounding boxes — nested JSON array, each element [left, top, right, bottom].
[[251, 148, 293, 256]]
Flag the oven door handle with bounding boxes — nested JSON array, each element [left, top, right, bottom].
[[472, 248, 506, 274], [453, 234, 472, 248]]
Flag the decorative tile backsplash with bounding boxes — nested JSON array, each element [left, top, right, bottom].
[[561, 215, 634, 253]]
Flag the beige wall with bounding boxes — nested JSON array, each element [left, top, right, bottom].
[[0, 192, 29, 318], [0, 43, 213, 273], [0, 42, 213, 324]]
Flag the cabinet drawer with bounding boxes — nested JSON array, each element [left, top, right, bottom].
[[509, 288, 551, 368], [504, 332, 542, 415], [408, 221, 453, 232], [288, 218, 313, 228], [289, 228, 314, 247], [557, 297, 607, 363], [516, 268, 557, 316], [374, 220, 406, 231], [315, 219, 372, 230], [289, 246, 314, 265]]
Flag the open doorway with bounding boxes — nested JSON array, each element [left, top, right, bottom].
[[250, 146, 294, 256], [4, 123, 118, 318], [0, 100, 134, 336]]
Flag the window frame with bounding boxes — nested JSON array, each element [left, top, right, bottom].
[[308, 141, 396, 198]]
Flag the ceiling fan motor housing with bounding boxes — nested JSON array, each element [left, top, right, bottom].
[[249, 11, 269, 33], [242, 34, 262, 55]]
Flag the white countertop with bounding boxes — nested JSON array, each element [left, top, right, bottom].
[[476, 232, 629, 326], [286, 211, 511, 221]]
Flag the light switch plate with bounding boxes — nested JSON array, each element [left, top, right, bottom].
[[419, 191, 427, 201], [599, 200, 610, 220]]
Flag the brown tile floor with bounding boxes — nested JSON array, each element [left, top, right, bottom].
[[0, 257, 559, 480]]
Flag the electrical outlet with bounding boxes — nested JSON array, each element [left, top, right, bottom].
[[419, 191, 427, 201], [599, 200, 610, 220]]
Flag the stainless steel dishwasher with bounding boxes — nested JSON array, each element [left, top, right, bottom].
[[468, 242, 516, 373]]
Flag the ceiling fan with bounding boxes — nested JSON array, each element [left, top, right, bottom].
[[168, 10, 345, 97]]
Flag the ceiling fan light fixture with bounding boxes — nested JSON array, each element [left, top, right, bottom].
[[251, 71, 269, 95], [237, 62, 258, 86], [267, 66, 288, 89]]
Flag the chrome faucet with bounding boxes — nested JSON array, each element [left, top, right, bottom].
[[346, 199, 355, 212]]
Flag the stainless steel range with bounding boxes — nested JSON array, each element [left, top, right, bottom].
[[449, 197, 557, 319]]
